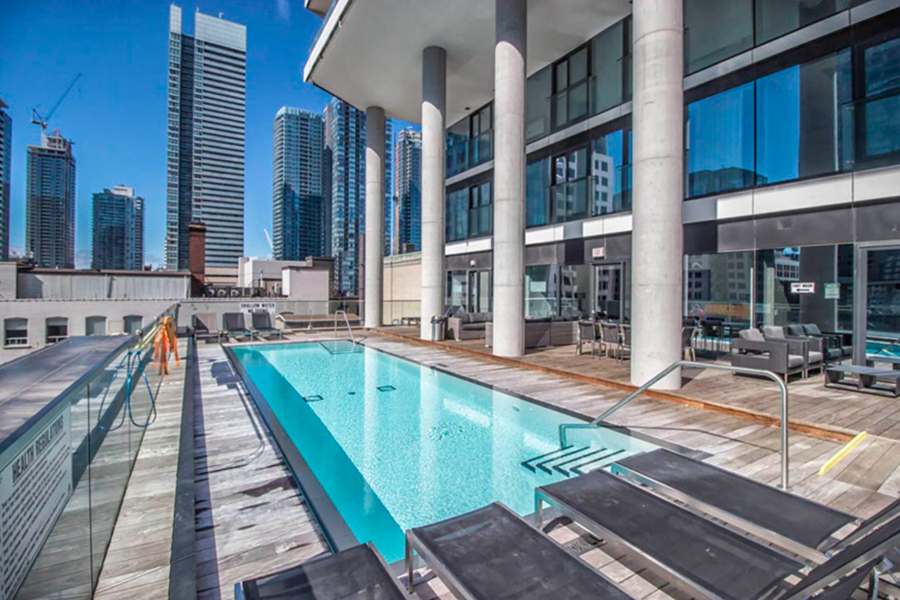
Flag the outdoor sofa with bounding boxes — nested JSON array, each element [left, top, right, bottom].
[[446, 311, 492, 341], [732, 328, 808, 379]]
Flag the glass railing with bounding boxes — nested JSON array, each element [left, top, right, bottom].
[[308, 0, 340, 55], [5, 303, 179, 600]]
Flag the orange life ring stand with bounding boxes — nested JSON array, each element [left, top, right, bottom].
[[154, 316, 180, 375]]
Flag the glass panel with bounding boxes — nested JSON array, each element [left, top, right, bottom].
[[591, 20, 625, 115], [861, 38, 900, 160], [756, 0, 851, 45], [568, 81, 589, 123], [756, 50, 852, 185], [445, 189, 468, 242], [595, 263, 625, 321], [468, 270, 492, 313], [526, 157, 550, 227], [525, 265, 558, 319], [685, 252, 753, 326], [866, 248, 900, 339], [684, 0, 753, 74], [570, 48, 588, 83], [554, 61, 568, 92], [686, 82, 756, 197], [446, 119, 469, 176], [47, 317, 68, 343], [592, 129, 628, 215], [447, 271, 467, 309], [561, 265, 591, 319], [553, 94, 568, 130], [526, 66, 552, 141], [755, 248, 803, 327]]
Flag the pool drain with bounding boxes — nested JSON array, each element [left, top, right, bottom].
[[377, 385, 396, 392], [303, 394, 323, 403]]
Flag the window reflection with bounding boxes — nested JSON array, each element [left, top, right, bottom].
[[756, 50, 852, 184], [685, 252, 753, 325], [686, 82, 756, 197], [860, 37, 900, 161], [755, 0, 850, 45], [685, 0, 753, 74]]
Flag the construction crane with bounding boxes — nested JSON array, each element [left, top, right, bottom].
[[31, 73, 82, 134], [263, 228, 275, 259]]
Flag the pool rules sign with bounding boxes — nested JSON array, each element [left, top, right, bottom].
[[0, 410, 73, 600]]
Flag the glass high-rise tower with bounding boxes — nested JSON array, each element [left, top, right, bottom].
[[92, 186, 144, 270], [272, 107, 328, 260], [165, 5, 246, 270], [394, 128, 422, 254], [26, 131, 75, 268], [326, 99, 392, 296]]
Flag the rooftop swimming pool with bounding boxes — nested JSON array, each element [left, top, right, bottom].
[[231, 341, 658, 562]]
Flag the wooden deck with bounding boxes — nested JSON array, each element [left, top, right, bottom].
[[95, 329, 900, 599], [380, 326, 900, 444]]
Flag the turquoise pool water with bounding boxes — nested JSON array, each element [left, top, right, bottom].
[[867, 341, 900, 357], [232, 341, 657, 562]]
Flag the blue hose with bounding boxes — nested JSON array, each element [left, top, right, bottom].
[[97, 347, 158, 431]]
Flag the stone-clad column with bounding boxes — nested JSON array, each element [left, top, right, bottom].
[[420, 46, 447, 339], [492, 0, 526, 357], [631, 0, 684, 388], [364, 106, 385, 329]]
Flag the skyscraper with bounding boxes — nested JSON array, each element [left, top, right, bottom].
[[165, 5, 246, 271], [0, 99, 10, 261], [92, 185, 144, 270], [273, 107, 327, 260], [326, 99, 392, 296], [394, 128, 422, 254], [26, 130, 75, 268]]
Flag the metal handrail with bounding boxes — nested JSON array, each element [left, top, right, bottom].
[[333, 310, 355, 344], [559, 360, 791, 489]]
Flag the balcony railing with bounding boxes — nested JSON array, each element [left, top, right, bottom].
[[447, 204, 494, 243], [4, 303, 179, 600]]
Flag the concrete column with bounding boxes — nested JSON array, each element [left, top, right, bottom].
[[492, 0, 527, 357], [631, 0, 684, 389], [420, 46, 447, 340], [365, 106, 385, 329]]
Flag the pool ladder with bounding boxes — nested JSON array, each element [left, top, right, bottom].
[[521, 445, 625, 477]]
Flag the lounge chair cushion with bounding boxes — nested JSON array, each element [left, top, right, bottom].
[[762, 325, 786, 339], [808, 350, 824, 365], [785, 324, 805, 336], [739, 329, 765, 343], [788, 355, 805, 369], [803, 323, 823, 335]]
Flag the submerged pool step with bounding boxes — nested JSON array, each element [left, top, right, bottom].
[[536, 446, 595, 474], [522, 445, 631, 477], [520, 445, 574, 472], [319, 340, 364, 355]]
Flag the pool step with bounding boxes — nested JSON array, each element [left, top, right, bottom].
[[320, 340, 364, 355], [522, 445, 628, 477]]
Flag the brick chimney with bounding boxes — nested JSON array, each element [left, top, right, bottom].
[[188, 222, 206, 297]]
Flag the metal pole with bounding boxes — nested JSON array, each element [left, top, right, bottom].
[[564, 360, 790, 489]]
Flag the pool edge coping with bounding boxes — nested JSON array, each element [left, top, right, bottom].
[[222, 343, 359, 555]]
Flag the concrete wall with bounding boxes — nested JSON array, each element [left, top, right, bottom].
[[17, 271, 190, 300], [0, 299, 176, 364], [383, 252, 421, 324], [282, 267, 331, 301]]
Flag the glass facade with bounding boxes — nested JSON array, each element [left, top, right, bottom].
[[446, 182, 492, 242], [687, 30, 900, 199], [526, 123, 632, 227], [685, 0, 857, 74], [686, 245, 854, 336], [446, 104, 493, 177]]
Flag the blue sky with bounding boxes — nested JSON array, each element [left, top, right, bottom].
[[0, 0, 412, 267]]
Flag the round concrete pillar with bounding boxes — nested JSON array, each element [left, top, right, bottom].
[[492, 0, 527, 358], [631, 0, 684, 388], [365, 106, 385, 329], [420, 46, 447, 339]]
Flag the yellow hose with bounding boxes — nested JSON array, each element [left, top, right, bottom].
[[819, 431, 868, 476]]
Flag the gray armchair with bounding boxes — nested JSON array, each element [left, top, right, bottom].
[[731, 329, 806, 380], [762, 325, 824, 376]]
